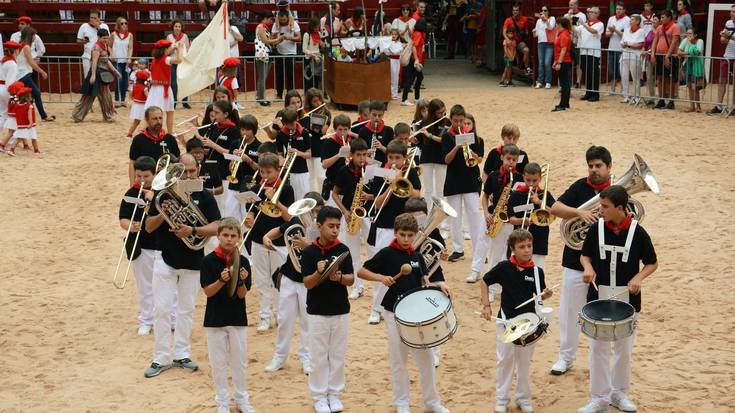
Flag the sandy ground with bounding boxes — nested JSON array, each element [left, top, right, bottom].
[[1, 60, 734, 413]]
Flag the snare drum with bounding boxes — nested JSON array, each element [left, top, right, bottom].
[[505, 312, 549, 347], [393, 286, 458, 349], [578, 299, 636, 342]]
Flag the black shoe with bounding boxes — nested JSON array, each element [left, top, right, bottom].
[[707, 106, 723, 115], [666, 101, 675, 110], [444, 55, 455, 60], [182, 103, 192, 109], [258, 100, 271, 107], [580, 95, 589, 101], [448, 251, 465, 262], [552, 106, 567, 112], [574, 82, 581, 89], [275, 94, 283, 100], [654, 100, 666, 109], [587, 97, 599, 102]]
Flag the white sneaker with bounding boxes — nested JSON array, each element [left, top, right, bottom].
[[348, 286, 364, 300], [535, 82, 542, 89], [391, 94, 400, 100], [425, 403, 450, 413], [264, 358, 284, 372], [314, 399, 331, 413], [396, 406, 412, 413], [494, 403, 507, 413], [328, 396, 344, 412], [545, 83, 552, 89], [257, 317, 271, 332], [302, 359, 312, 375], [604, 91, 615, 97], [577, 401, 609, 413], [137, 325, 152, 336], [368, 310, 382, 325], [401, 100, 413, 106], [610, 394, 637, 412], [236, 401, 257, 413], [218, 406, 230, 413], [466, 271, 480, 283], [621, 98, 629, 104], [550, 359, 572, 375], [432, 351, 440, 368], [463, 231, 471, 240], [517, 400, 534, 413]]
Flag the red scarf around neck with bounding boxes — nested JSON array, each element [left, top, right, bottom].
[[449, 123, 469, 136], [141, 128, 166, 143], [495, 145, 503, 154], [95, 39, 108, 51], [510, 255, 535, 269], [281, 122, 305, 137], [132, 181, 151, 190], [615, 13, 628, 20], [389, 238, 415, 255], [116, 31, 130, 41], [399, 15, 411, 23], [172, 32, 184, 42], [514, 184, 536, 193], [310, 32, 321, 44], [588, 19, 601, 25], [499, 167, 517, 184], [215, 120, 236, 130], [605, 213, 633, 234], [366, 119, 385, 133], [678, 10, 689, 17], [213, 246, 232, 266], [259, 177, 282, 189], [1, 56, 16, 64], [349, 161, 364, 177], [312, 238, 342, 255], [330, 132, 350, 146], [587, 177, 612, 192]]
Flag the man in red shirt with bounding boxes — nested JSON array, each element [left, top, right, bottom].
[[503, 2, 531, 74], [650, 9, 681, 110]]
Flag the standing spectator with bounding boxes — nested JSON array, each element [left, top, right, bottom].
[[642, 15, 660, 106], [553, 17, 573, 112], [111, 17, 134, 108], [401, 18, 427, 105], [144, 39, 185, 135], [533, 5, 556, 89], [443, 0, 465, 60], [198, 0, 222, 20], [344, 7, 367, 37], [564, 0, 587, 89], [303, 18, 325, 91], [273, 10, 301, 101], [320, 2, 345, 40], [228, 13, 244, 89], [474, 2, 488, 67], [502, 2, 531, 74], [640, 1, 655, 35], [500, 27, 517, 87], [254, 11, 282, 107], [710, 5, 735, 115], [386, 29, 405, 100], [676, 0, 692, 34], [392, 4, 415, 43], [605, 2, 631, 96], [461, 0, 480, 60], [166, 20, 192, 109], [577, 7, 604, 102], [72, 29, 120, 122], [17, 28, 53, 122], [650, 10, 681, 110], [678, 27, 704, 113], [11, 16, 45, 87], [77, 10, 110, 78], [620, 15, 645, 104]]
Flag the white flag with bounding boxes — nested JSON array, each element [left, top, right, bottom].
[[176, 2, 231, 99]]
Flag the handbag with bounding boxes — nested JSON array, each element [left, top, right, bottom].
[[400, 43, 412, 67], [98, 68, 115, 84]]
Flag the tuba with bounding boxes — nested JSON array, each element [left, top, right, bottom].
[[260, 151, 297, 218], [560, 154, 660, 250], [152, 162, 211, 250], [284, 198, 318, 273], [413, 197, 457, 278]]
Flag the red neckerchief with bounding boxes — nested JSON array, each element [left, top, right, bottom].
[[215, 120, 236, 130], [515, 184, 537, 193], [615, 13, 628, 20], [1, 56, 16, 64], [449, 124, 469, 136], [678, 10, 689, 17], [605, 213, 633, 234], [330, 133, 350, 146], [412, 11, 422, 21], [510, 255, 534, 269], [213, 246, 231, 266], [389, 238, 415, 255], [588, 19, 601, 25], [259, 177, 282, 188], [312, 238, 342, 255], [281, 122, 305, 137], [661, 21, 674, 32], [141, 128, 166, 143], [349, 161, 363, 177], [495, 145, 503, 154], [310, 32, 320, 44], [172, 32, 184, 42], [631, 26, 640, 33], [499, 167, 517, 185], [366, 120, 385, 133], [587, 177, 612, 192], [352, 17, 363, 28], [356, 116, 364, 123], [115, 31, 130, 40], [95, 39, 108, 51], [399, 15, 411, 23], [642, 11, 653, 20], [131, 182, 152, 190]]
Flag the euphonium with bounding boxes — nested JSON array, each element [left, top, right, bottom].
[[284, 198, 318, 273], [260, 151, 297, 218], [560, 154, 660, 250], [152, 162, 210, 250], [413, 197, 457, 278], [487, 167, 513, 238], [530, 164, 556, 227], [347, 167, 367, 235]]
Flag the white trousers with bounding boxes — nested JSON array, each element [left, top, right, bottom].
[[215, 180, 230, 217], [251, 242, 287, 319], [589, 315, 637, 405], [446, 193, 486, 273], [340, 215, 371, 291], [420, 163, 447, 206], [308, 314, 349, 401], [273, 276, 309, 364], [620, 58, 641, 99], [496, 324, 535, 406], [152, 260, 200, 364], [309, 157, 326, 192], [487, 223, 513, 270], [224, 188, 244, 223], [290, 172, 310, 201], [0, 85, 9, 125], [132, 248, 156, 326], [82, 57, 91, 77], [206, 326, 251, 409], [371, 227, 395, 313], [384, 312, 441, 409], [532, 254, 546, 269], [390, 58, 401, 96], [558, 267, 589, 364]]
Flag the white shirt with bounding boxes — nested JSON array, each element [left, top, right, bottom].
[[77, 22, 110, 59], [620, 27, 645, 60], [565, 11, 586, 45], [0, 59, 19, 85], [391, 18, 415, 43], [576, 21, 604, 57], [10, 31, 46, 59], [724, 20, 735, 60], [229, 26, 241, 57], [274, 20, 300, 55], [606, 15, 631, 51], [17, 46, 33, 79], [534, 16, 556, 43], [166, 33, 188, 60], [111, 31, 132, 62], [640, 13, 655, 36]]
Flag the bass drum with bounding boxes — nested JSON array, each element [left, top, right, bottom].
[[393, 286, 458, 349], [579, 299, 636, 342]]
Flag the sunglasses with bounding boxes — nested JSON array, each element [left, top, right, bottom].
[[542, 9, 548, 11]]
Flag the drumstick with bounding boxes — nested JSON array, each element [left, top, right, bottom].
[[591, 280, 599, 291], [514, 283, 560, 309], [175, 115, 198, 127], [392, 264, 412, 281], [607, 289, 629, 300]]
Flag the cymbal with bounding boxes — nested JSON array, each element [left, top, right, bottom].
[[501, 317, 535, 343]]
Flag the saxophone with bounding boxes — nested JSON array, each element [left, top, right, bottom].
[[486, 168, 513, 238], [346, 167, 367, 235]]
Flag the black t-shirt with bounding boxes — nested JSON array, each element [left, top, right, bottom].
[[200, 160, 222, 191], [507, 189, 556, 255], [557, 177, 599, 271], [118, 187, 158, 259], [483, 145, 530, 176], [369, 168, 421, 229], [129, 132, 180, 161], [230, 138, 261, 191], [581, 222, 657, 312], [441, 131, 484, 196], [200, 252, 252, 327], [357, 122, 394, 165], [207, 124, 242, 180], [483, 169, 523, 214], [321, 137, 350, 182], [483, 260, 547, 319], [363, 245, 445, 312], [301, 241, 353, 315], [276, 129, 312, 174], [247, 182, 295, 247], [333, 163, 373, 213], [148, 189, 221, 270], [302, 111, 332, 158], [278, 217, 303, 283], [418, 119, 449, 164]]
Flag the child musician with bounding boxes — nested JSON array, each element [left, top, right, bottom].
[[332, 138, 373, 299], [321, 114, 351, 203], [301, 206, 354, 413], [275, 108, 312, 200], [187, 138, 223, 196], [126, 69, 149, 139], [578, 185, 657, 413], [200, 218, 255, 413], [355, 100, 370, 125], [482, 123, 530, 182], [358, 213, 451, 413], [200, 100, 241, 215], [226, 114, 261, 223], [265, 90, 303, 141], [118, 156, 157, 336], [480, 229, 552, 413], [302, 88, 331, 193], [244, 153, 295, 332], [366, 139, 421, 324], [507, 163, 556, 269], [218, 57, 240, 108], [262, 192, 325, 375], [440, 104, 485, 281], [357, 100, 394, 164]]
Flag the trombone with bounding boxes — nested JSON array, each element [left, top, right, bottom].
[[530, 164, 556, 227], [112, 180, 149, 289], [372, 148, 418, 223], [227, 140, 250, 184]]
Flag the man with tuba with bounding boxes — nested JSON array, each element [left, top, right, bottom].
[[143, 153, 221, 378], [547, 146, 612, 376], [128, 106, 180, 186]]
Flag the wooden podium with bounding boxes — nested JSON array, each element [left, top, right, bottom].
[[324, 58, 391, 106]]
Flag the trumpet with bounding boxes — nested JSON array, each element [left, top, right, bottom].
[[227, 140, 250, 185], [530, 164, 556, 227], [260, 151, 297, 218], [284, 198, 318, 272], [463, 143, 478, 167]]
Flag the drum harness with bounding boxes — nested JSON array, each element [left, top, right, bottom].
[[499, 266, 543, 324], [597, 218, 638, 302]]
